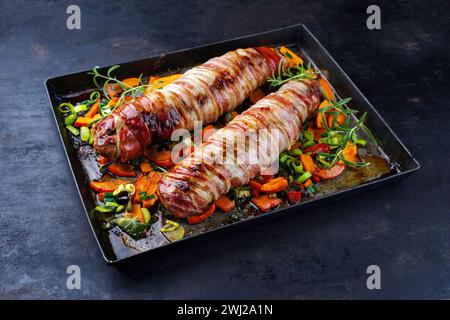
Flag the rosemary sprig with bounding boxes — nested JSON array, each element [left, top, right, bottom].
[[312, 94, 377, 168], [87, 65, 146, 113], [268, 59, 317, 88]]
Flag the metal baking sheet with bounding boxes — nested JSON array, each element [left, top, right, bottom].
[[45, 24, 420, 263]]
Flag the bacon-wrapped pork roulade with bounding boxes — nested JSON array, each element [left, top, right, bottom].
[[158, 79, 321, 218], [93, 47, 281, 162]]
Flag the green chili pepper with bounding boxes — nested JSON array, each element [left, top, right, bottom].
[[296, 171, 312, 184], [141, 207, 151, 224], [64, 114, 77, 126], [66, 125, 79, 136], [80, 126, 90, 142], [160, 220, 179, 232]]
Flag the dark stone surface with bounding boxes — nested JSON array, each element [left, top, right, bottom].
[[0, 0, 448, 299]]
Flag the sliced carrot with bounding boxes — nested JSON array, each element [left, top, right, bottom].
[[251, 195, 282, 212], [145, 74, 182, 95], [315, 100, 332, 129], [121, 77, 140, 88], [134, 174, 151, 203], [260, 177, 288, 193], [74, 116, 93, 127], [108, 163, 136, 177], [142, 171, 161, 208], [315, 164, 346, 180], [214, 196, 235, 212], [280, 46, 303, 67], [304, 178, 312, 187], [124, 204, 144, 223], [300, 154, 318, 173], [143, 146, 174, 168], [89, 180, 124, 193], [85, 99, 100, 118], [139, 161, 153, 173], [319, 78, 334, 101], [339, 142, 359, 165], [187, 204, 216, 224]]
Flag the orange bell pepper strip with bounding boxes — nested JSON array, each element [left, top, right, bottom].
[[319, 78, 334, 101], [260, 177, 288, 193], [300, 154, 318, 173], [144, 146, 174, 168], [214, 195, 236, 212], [89, 180, 124, 193], [279, 46, 303, 67], [85, 99, 100, 118], [142, 171, 161, 208], [121, 77, 140, 88], [108, 163, 136, 177], [251, 195, 282, 212], [139, 161, 153, 173], [187, 204, 216, 224], [124, 204, 144, 223], [339, 142, 359, 165], [315, 164, 346, 180], [97, 192, 105, 202]]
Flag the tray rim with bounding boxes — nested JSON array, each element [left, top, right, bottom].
[[45, 24, 420, 263]]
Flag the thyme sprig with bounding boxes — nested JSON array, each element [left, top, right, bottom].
[[268, 59, 317, 88]]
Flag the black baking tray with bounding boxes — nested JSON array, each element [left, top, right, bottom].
[[45, 24, 420, 263]]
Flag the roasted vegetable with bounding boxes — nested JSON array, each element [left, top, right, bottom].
[[187, 204, 216, 224], [251, 195, 282, 212], [214, 195, 235, 212], [260, 177, 288, 193], [116, 217, 147, 239], [108, 163, 136, 177]]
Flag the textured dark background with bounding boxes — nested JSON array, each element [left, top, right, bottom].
[[0, 0, 449, 299]]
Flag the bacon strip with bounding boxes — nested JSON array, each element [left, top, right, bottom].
[[158, 79, 321, 218], [93, 47, 281, 162]]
